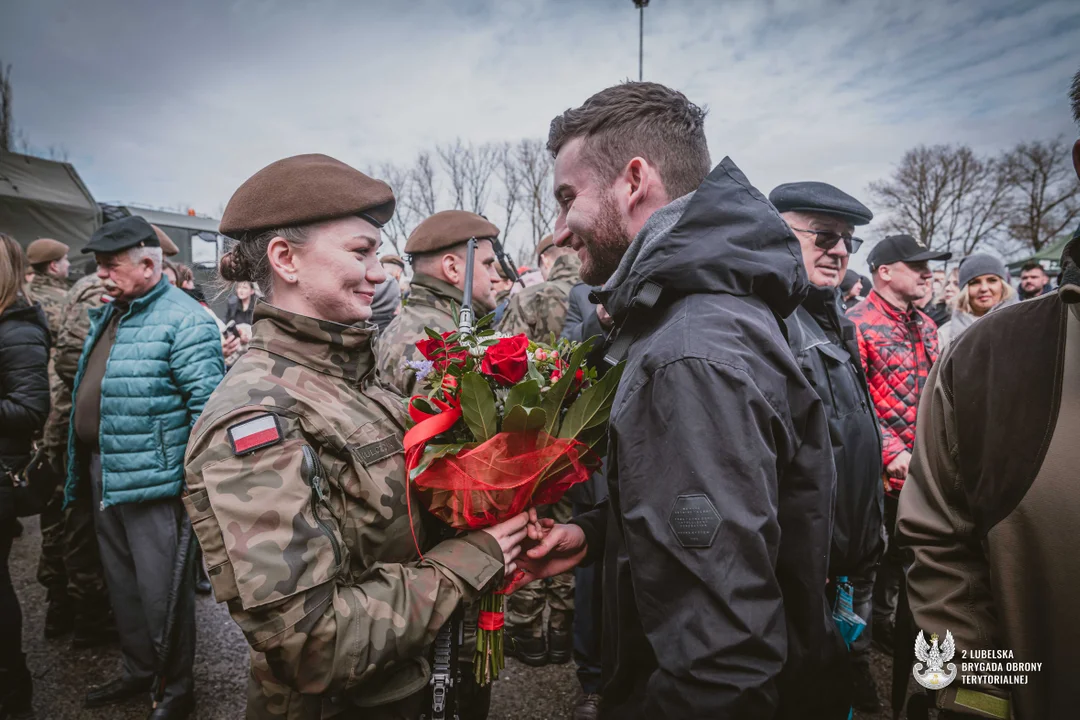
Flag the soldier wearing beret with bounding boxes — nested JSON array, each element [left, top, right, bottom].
[[26, 238, 72, 341], [498, 233, 583, 667], [375, 210, 501, 397], [379, 254, 406, 282], [183, 154, 527, 720], [769, 181, 884, 712]]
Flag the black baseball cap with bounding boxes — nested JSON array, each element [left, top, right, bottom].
[[867, 234, 951, 271]]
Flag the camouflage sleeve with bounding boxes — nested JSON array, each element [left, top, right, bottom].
[[54, 304, 93, 386], [184, 417, 503, 695], [498, 293, 536, 340], [530, 287, 569, 342], [374, 326, 423, 397]]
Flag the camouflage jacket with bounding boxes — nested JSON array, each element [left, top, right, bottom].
[[43, 275, 108, 456], [499, 254, 581, 342], [29, 273, 70, 344], [183, 303, 503, 716], [375, 273, 465, 397]]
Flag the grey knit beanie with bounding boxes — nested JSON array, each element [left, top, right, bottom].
[[958, 254, 1008, 288]]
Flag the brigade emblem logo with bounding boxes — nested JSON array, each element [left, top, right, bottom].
[[913, 629, 957, 690]]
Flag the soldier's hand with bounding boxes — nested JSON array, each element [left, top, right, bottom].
[[478, 511, 531, 576], [506, 523, 587, 594]]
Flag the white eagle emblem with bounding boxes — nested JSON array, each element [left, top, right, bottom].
[[913, 629, 958, 690]]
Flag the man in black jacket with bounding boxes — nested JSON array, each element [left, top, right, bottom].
[[513, 82, 845, 719], [770, 181, 885, 712]]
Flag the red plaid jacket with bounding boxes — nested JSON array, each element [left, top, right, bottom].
[[847, 290, 940, 492]]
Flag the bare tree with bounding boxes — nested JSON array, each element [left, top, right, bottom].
[[437, 139, 468, 211], [0, 62, 12, 152], [514, 138, 556, 257], [869, 144, 1011, 256], [493, 142, 524, 262], [407, 151, 439, 219], [1002, 137, 1080, 254], [377, 161, 415, 254]]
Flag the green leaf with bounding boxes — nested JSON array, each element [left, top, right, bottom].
[[476, 312, 496, 330], [505, 379, 541, 413], [541, 337, 595, 435], [459, 372, 498, 442], [502, 405, 547, 433], [411, 397, 438, 416], [558, 362, 625, 440], [526, 361, 546, 386], [409, 442, 467, 481], [424, 327, 444, 342]]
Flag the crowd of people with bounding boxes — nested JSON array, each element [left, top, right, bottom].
[[2, 68, 1080, 720]]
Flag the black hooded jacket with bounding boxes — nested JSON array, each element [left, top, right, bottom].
[[783, 287, 883, 578], [0, 299, 51, 473], [571, 159, 846, 719]]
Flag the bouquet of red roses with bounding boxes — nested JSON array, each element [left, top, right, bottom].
[[402, 314, 622, 685]]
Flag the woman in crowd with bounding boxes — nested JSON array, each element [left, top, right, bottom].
[[182, 154, 527, 719], [0, 232, 50, 720], [938, 254, 1016, 351], [224, 280, 256, 327]]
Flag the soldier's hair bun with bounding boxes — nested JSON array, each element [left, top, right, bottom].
[[218, 249, 251, 281]]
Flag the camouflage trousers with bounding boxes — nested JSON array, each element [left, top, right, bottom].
[[505, 497, 574, 638], [35, 475, 111, 621]]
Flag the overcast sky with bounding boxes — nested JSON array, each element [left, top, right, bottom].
[[3, 0, 1079, 268]]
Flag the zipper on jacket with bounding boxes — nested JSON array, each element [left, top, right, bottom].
[[301, 445, 342, 567]]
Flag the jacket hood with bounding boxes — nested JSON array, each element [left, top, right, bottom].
[[600, 157, 809, 320], [0, 297, 49, 332]]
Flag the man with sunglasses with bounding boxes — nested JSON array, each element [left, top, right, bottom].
[[770, 182, 885, 713], [845, 233, 950, 663]]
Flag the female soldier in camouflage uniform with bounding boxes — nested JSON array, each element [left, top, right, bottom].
[[183, 154, 528, 719]]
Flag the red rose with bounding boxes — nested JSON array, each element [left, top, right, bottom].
[[416, 331, 468, 368], [481, 335, 530, 385]]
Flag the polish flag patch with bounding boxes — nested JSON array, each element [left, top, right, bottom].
[[228, 414, 283, 455]]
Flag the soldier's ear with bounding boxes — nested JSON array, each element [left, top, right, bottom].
[[441, 252, 462, 285], [267, 236, 300, 286]]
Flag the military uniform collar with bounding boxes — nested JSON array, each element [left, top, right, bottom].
[[547, 254, 582, 285], [249, 301, 376, 382], [409, 273, 465, 309], [31, 273, 70, 291]]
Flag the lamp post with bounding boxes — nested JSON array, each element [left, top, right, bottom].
[[633, 0, 649, 81]]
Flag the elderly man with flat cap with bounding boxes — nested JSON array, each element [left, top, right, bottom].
[[770, 182, 886, 712], [376, 210, 501, 396], [65, 215, 225, 719]]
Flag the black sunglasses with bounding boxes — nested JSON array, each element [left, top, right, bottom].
[[791, 227, 862, 253]]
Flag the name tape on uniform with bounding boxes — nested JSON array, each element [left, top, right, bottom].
[[228, 414, 284, 455]]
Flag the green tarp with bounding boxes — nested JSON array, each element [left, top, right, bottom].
[[0, 150, 100, 252]]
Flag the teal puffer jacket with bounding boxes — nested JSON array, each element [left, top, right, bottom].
[[64, 277, 225, 508]]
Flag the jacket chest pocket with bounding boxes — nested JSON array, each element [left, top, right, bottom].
[[811, 342, 866, 420]]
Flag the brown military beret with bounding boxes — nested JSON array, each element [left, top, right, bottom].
[[405, 210, 499, 255], [536, 234, 554, 260], [219, 153, 396, 237], [151, 225, 180, 256], [26, 238, 70, 265], [379, 254, 406, 269]]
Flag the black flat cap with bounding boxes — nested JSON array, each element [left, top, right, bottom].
[[866, 234, 951, 271], [769, 181, 874, 226], [83, 216, 160, 255]]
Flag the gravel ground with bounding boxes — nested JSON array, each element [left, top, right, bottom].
[[9, 516, 904, 719]]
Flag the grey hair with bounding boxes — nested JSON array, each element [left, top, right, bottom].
[[128, 245, 163, 268]]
